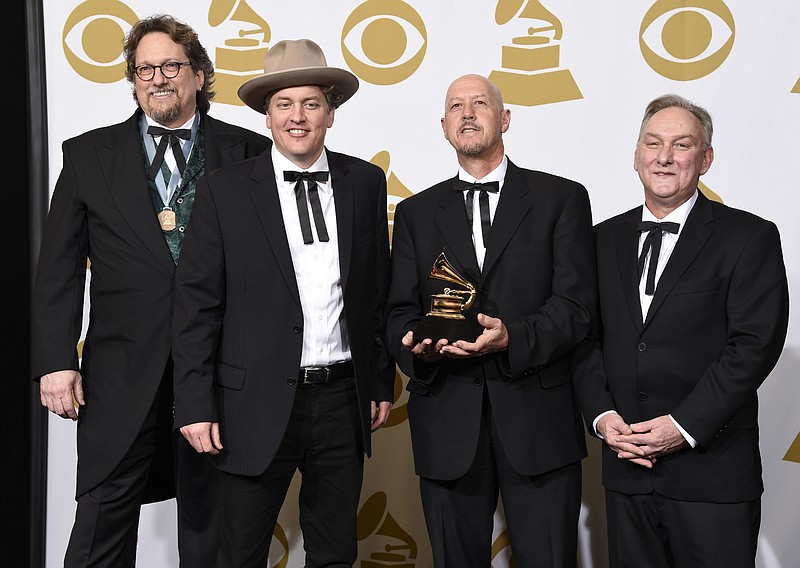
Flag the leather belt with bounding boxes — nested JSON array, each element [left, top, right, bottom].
[[299, 361, 354, 385]]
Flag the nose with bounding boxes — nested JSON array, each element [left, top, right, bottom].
[[152, 67, 169, 86], [461, 102, 475, 120], [288, 102, 305, 123], [656, 145, 673, 165]]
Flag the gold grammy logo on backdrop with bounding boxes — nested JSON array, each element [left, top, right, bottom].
[[342, 0, 427, 85], [270, 522, 291, 568], [370, 151, 414, 245], [63, 0, 139, 83], [488, 0, 582, 107], [491, 529, 514, 566], [640, 0, 735, 81], [358, 492, 418, 566], [792, 77, 800, 94], [208, 0, 271, 105], [784, 432, 800, 463], [698, 180, 722, 203]]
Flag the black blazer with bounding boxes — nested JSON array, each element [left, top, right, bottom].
[[31, 109, 268, 499], [574, 190, 789, 502], [172, 147, 395, 476], [385, 160, 595, 480]]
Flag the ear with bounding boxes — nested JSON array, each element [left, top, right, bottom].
[[500, 108, 511, 133], [700, 147, 714, 175]]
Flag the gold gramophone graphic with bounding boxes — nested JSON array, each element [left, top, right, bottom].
[[370, 151, 414, 246], [793, 77, 800, 94], [208, 0, 271, 105], [488, 0, 582, 107], [357, 492, 418, 567], [414, 253, 476, 343]]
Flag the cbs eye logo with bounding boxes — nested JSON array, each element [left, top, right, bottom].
[[341, 0, 427, 85], [640, 0, 735, 81], [63, 0, 139, 83]]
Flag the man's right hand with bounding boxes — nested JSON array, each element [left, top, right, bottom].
[[40, 370, 84, 420], [180, 422, 223, 455], [597, 412, 654, 468], [402, 330, 448, 363]]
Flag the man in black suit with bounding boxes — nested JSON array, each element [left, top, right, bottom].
[[385, 74, 595, 567], [573, 94, 789, 567], [32, 15, 268, 568], [172, 39, 394, 567]]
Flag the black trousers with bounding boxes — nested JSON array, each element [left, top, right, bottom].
[[64, 374, 220, 568], [216, 374, 364, 568], [605, 489, 761, 568], [419, 397, 582, 568]]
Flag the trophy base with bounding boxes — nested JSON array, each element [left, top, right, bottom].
[[413, 316, 475, 344]]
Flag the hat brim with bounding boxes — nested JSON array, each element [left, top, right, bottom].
[[237, 67, 359, 113]]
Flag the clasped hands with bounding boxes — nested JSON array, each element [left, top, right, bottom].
[[402, 313, 509, 362], [597, 412, 688, 469]]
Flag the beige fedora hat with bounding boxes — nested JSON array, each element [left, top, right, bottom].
[[238, 39, 359, 113]]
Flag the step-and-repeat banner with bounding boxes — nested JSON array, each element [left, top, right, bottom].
[[42, 1, 799, 566]]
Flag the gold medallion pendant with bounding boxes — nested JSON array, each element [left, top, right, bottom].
[[158, 208, 176, 231]]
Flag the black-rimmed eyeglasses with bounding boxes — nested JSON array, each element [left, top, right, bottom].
[[134, 61, 191, 81]]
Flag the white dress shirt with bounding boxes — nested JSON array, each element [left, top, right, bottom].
[[458, 156, 507, 271], [272, 147, 350, 368]]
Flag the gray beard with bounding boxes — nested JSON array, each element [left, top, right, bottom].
[[147, 102, 181, 126], [456, 141, 486, 156]]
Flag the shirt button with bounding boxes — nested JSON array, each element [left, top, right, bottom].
[[177, 197, 184, 204], [178, 226, 185, 232], [638, 391, 648, 401], [637, 342, 647, 352]]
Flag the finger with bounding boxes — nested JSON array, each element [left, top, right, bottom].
[[211, 423, 223, 451], [73, 381, 85, 406]]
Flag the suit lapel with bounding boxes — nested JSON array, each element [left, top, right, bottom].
[[99, 112, 175, 274], [329, 152, 354, 290], [434, 176, 481, 284], [249, 152, 302, 308], [203, 114, 247, 172], [615, 207, 645, 330], [481, 161, 530, 281], [643, 192, 714, 327]]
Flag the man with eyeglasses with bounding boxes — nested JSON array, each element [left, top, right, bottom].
[[31, 14, 267, 568]]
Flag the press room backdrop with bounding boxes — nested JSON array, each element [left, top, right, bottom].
[[40, 1, 799, 566]]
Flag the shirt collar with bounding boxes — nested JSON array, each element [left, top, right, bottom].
[[272, 147, 330, 194], [457, 155, 508, 187], [642, 189, 698, 236]]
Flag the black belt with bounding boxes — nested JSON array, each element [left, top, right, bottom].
[[298, 361, 354, 385]]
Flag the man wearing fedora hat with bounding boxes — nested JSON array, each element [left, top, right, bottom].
[[172, 39, 394, 567]]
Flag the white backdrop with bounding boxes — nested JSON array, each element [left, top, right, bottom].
[[42, 1, 800, 566]]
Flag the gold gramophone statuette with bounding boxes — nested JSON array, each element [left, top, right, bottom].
[[414, 253, 477, 343]]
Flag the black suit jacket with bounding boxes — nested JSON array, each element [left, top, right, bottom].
[[385, 160, 595, 480], [31, 109, 268, 499], [172, 147, 394, 476], [574, 190, 789, 502]]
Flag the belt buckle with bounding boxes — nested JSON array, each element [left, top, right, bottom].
[[302, 366, 331, 385]]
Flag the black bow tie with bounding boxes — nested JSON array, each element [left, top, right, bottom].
[[454, 180, 499, 246], [147, 126, 191, 182], [637, 220, 680, 295], [453, 180, 500, 193], [284, 171, 330, 244]]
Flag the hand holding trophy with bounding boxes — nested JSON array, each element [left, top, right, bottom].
[[413, 252, 477, 343]]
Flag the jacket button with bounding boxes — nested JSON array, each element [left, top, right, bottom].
[[637, 342, 647, 352], [293, 325, 302, 333], [473, 378, 483, 386], [287, 377, 296, 386], [638, 391, 648, 401]]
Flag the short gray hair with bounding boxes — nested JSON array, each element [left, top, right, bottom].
[[638, 94, 713, 150]]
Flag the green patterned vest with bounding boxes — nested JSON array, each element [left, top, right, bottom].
[[144, 123, 205, 264]]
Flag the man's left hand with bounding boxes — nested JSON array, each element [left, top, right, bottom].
[[618, 415, 688, 460], [371, 400, 392, 431], [440, 313, 509, 358]]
